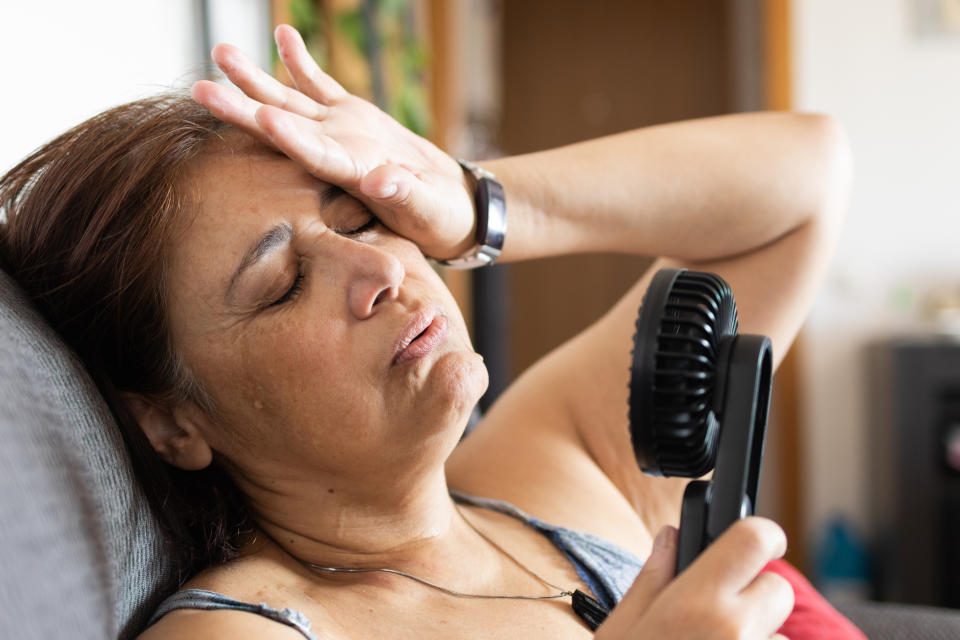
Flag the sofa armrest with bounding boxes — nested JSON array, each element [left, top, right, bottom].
[[834, 600, 960, 639]]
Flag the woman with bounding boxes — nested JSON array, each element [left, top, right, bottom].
[[0, 25, 857, 639]]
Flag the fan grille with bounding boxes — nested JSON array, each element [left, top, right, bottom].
[[630, 269, 739, 477]]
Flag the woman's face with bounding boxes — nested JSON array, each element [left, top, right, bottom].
[[164, 139, 487, 488]]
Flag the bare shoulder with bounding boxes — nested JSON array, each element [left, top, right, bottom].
[[138, 608, 309, 639], [137, 551, 331, 640]]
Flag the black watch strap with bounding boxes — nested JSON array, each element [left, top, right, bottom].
[[435, 158, 507, 269]]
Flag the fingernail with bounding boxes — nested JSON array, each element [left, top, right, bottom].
[[653, 526, 676, 551], [374, 182, 398, 198]]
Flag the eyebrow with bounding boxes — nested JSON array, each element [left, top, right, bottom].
[[226, 223, 294, 302], [224, 184, 348, 303], [319, 184, 347, 209]]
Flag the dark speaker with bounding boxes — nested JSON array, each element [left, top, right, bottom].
[[867, 339, 960, 607]]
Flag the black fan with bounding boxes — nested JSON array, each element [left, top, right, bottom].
[[629, 268, 773, 573]]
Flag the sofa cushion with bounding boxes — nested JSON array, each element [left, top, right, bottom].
[[0, 268, 176, 639], [835, 600, 960, 640]]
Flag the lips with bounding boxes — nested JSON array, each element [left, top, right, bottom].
[[392, 307, 450, 366]]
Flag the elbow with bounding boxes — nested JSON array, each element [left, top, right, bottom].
[[802, 113, 853, 227]]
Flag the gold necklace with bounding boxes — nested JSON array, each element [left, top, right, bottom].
[[297, 503, 611, 630]]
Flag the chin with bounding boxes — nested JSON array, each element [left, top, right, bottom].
[[403, 348, 487, 437], [392, 349, 487, 472], [433, 349, 488, 414]]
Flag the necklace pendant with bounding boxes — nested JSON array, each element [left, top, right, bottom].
[[571, 589, 610, 631]]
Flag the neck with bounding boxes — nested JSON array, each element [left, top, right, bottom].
[[234, 460, 496, 580], [226, 457, 594, 619]]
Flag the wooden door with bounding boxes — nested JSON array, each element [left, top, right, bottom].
[[499, 0, 732, 377]]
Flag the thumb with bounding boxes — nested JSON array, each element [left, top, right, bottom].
[[596, 526, 678, 637], [359, 163, 475, 259], [359, 163, 419, 211], [628, 525, 679, 615]]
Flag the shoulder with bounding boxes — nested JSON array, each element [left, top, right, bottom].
[[138, 551, 328, 640], [138, 607, 309, 639]]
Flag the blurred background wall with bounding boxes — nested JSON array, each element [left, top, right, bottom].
[[4, 0, 960, 608], [795, 0, 960, 538], [793, 0, 960, 604], [2, 0, 200, 173]]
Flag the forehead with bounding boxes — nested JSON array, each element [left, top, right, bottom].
[[167, 145, 325, 300], [181, 143, 325, 246], [191, 143, 323, 225]]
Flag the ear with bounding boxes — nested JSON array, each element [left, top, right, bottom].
[[124, 393, 214, 471]]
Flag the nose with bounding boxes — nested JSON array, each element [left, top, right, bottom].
[[344, 242, 405, 320]]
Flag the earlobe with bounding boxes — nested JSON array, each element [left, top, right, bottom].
[[124, 394, 214, 471]]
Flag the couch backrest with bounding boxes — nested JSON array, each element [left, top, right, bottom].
[[0, 268, 177, 639]]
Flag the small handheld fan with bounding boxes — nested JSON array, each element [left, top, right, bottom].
[[629, 268, 773, 573]]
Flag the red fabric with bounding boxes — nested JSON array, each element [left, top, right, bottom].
[[763, 559, 867, 639]]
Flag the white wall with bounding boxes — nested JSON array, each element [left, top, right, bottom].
[[0, 1, 199, 174], [0, 0, 271, 175], [793, 0, 960, 548]]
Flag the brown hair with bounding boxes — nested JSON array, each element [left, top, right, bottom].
[[0, 92, 251, 581]]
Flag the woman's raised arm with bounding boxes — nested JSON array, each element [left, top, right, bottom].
[[447, 107, 849, 544], [484, 111, 849, 266], [480, 109, 852, 366], [449, 111, 850, 539]]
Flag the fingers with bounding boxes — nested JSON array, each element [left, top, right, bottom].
[[595, 522, 792, 639], [592, 527, 678, 639], [191, 80, 262, 136], [211, 42, 327, 120], [740, 570, 795, 636], [254, 105, 360, 185], [274, 24, 348, 104], [688, 517, 787, 593]]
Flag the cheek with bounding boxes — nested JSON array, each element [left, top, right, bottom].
[[192, 313, 370, 430], [236, 316, 356, 407], [202, 333, 381, 465]]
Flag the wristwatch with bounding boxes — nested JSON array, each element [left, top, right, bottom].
[[434, 158, 507, 269]]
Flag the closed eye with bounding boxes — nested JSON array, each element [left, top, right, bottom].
[[268, 268, 305, 308], [340, 215, 378, 236]]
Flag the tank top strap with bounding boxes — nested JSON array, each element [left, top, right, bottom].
[[450, 489, 645, 607], [146, 588, 319, 640]]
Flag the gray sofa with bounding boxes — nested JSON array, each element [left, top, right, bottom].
[[0, 268, 176, 638], [1, 265, 959, 639]]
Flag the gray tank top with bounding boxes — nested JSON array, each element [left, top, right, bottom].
[[145, 491, 645, 639]]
